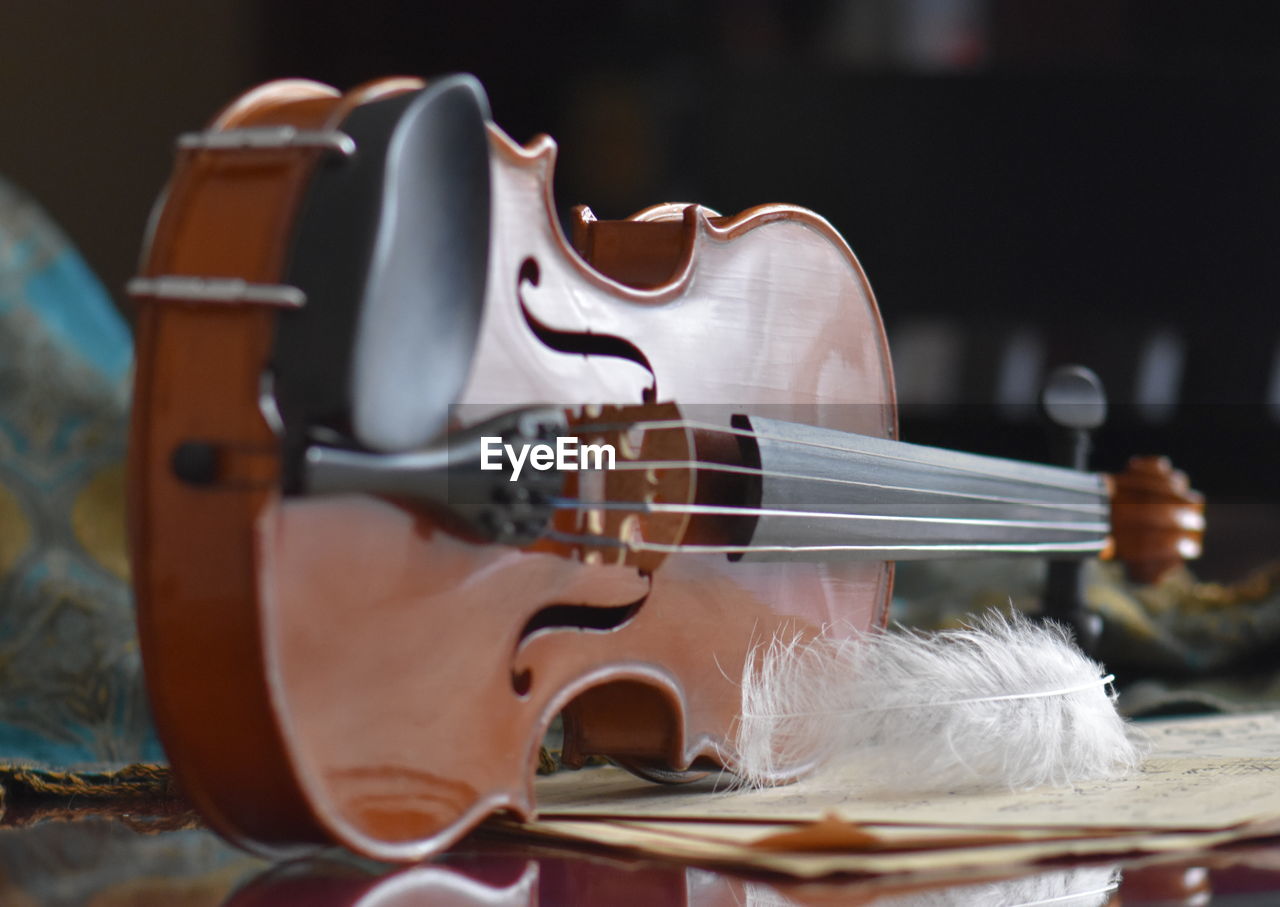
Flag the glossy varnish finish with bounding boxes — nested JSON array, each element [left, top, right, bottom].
[[130, 77, 1200, 863], [131, 78, 344, 853], [130, 78, 894, 860], [131, 78, 440, 854], [263, 122, 896, 858]]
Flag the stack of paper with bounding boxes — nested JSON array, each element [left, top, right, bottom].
[[498, 713, 1280, 877]]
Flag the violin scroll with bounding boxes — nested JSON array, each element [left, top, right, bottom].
[[1107, 455, 1205, 583]]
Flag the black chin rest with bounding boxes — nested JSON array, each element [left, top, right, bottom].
[[275, 74, 491, 469]]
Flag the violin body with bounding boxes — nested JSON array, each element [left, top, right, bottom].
[[129, 77, 898, 859], [131, 73, 1206, 860]]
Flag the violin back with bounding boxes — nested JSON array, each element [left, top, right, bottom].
[[129, 76, 895, 860]]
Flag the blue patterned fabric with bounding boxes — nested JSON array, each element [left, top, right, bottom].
[[0, 176, 159, 764]]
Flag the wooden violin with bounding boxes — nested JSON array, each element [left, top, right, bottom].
[[127, 75, 1203, 861]]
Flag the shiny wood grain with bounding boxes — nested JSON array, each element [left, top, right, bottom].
[[263, 117, 895, 859], [130, 77, 893, 860], [133, 74, 1199, 864]]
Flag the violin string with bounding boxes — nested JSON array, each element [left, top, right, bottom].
[[596, 459, 1107, 516], [568, 417, 1102, 495], [546, 529, 626, 549], [633, 538, 1109, 555], [549, 415, 1109, 556], [543, 529, 1108, 557], [550, 497, 1109, 533]]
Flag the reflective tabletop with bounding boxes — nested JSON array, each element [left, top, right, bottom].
[[3, 816, 1280, 905]]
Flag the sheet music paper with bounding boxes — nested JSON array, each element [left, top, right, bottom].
[[505, 818, 1253, 877], [534, 712, 1280, 831]]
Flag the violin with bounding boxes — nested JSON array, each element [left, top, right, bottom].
[[127, 74, 1203, 861]]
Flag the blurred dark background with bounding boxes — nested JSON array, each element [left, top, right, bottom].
[[2, 0, 1277, 578]]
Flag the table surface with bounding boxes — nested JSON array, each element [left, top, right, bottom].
[[3, 815, 1280, 905]]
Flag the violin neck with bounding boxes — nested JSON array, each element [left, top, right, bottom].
[[727, 416, 1110, 562]]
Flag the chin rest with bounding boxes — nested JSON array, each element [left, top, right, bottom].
[[275, 74, 492, 463]]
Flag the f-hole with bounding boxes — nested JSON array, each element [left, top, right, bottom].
[[517, 257, 657, 403], [510, 576, 651, 696]]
